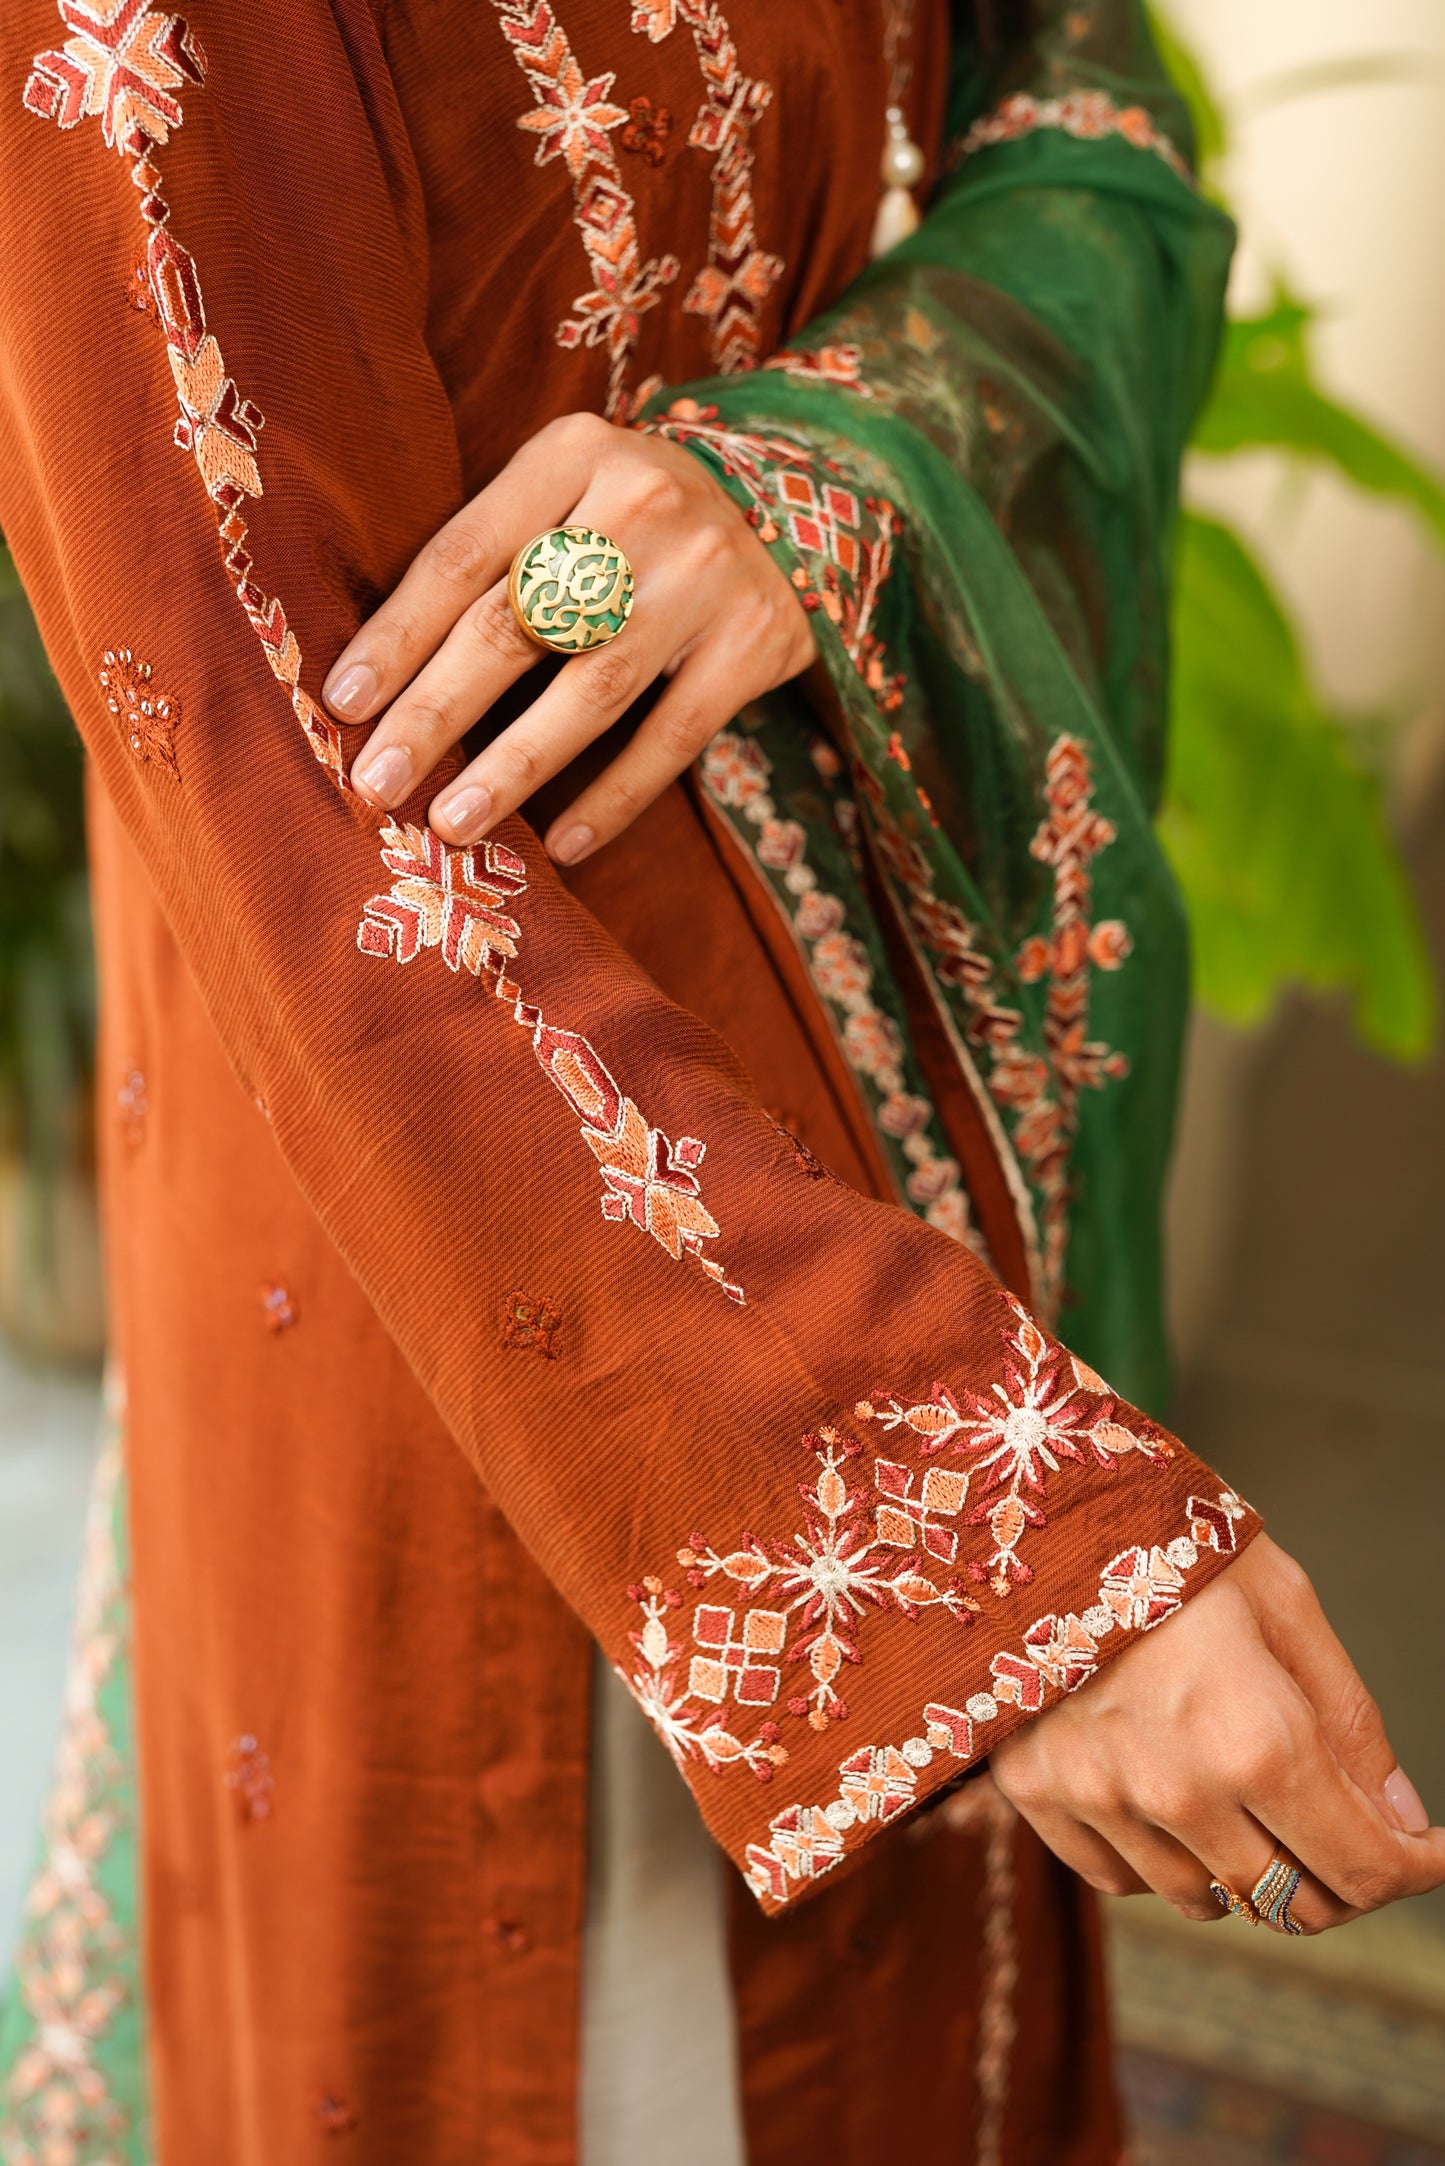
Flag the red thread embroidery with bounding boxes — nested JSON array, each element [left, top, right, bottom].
[[493, 0, 678, 420], [737, 1486, 1247, 1906], [619, 93, 671, 164], [500, 1289, 564, 1357], [631, 0, 781, 372]]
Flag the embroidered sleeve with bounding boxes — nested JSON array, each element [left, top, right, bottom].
[[1, 0, 1250, 1917]]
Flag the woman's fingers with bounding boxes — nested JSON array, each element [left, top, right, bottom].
[[324, 413, 610, 725], [428, 604, 677, 844], [1236, 1694, 1445, 1917], [350, 579, 540, 811], [1239, 1539, 1419, 1825], [543, 609, 814, 864], [996, 1797, 1151, 1901]]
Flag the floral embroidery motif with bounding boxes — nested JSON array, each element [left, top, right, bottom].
[[0, 1403, 141, 2158], [950, 89, 1192, 186], [27, 5, 352, 791], [619, 93, 671, 164], [24, 0, 204, 147], [675, 1424, 979, 1731], [737, 1486, 1248, 1907], [358, 821, 744, 1301], [259, 1283, 297, 1332], [699, 726, 976, 1246], [101, 643, 180, 779], [763, 343, 872, 396], [857, 1296, 1170, 1597], [493, 0, 679, 419], [872, 735, 1132, 1316], [632, 0, 782, 372], [224, 1733, 275, 1821], [500, 1288, 564, 1357], [357, 821, 526, 978]]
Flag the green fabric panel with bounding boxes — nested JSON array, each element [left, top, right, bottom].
[[0, 1411, 152, 2165], [650, 0, 1232, 1411]]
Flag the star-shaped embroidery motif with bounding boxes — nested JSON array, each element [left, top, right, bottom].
[[516, 60, 627, 177]]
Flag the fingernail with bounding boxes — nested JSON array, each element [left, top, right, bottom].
[[550, 823, 594, 866], [325, 661, 379, 720], [354, 745, 412, 805], [436, 784, 491, 842], [1384, 1766, 1430, 1834]]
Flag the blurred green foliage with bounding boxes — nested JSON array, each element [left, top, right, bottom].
[[1157, 12, 1442, 1061], [0, 542, 94, 1176]]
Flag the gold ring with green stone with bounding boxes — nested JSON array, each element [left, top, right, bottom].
[[507, 525, 635, 655]]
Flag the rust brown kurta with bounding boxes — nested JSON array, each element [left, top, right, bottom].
[[0, 1, 1247, 2160]]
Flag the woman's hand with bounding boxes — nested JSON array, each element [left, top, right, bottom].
[[991, 1534, 1444, 1934], [323, 413, 816, 864]]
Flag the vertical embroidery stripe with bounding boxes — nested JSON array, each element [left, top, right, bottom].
[[493, 0, 679, 419]]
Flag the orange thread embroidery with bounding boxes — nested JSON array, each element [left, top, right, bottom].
[[737, 1487, 1248, 1906], [358, 821, 745, 1301], [100, 644, 180, 779], [0, 1421, 135, 2151], [31, 5, 745, 1302], [700, 727, 975, 1246], [857, 1296, 1171, 1598], [950, 89, 1192, 185], [632, 0, 782, 372], [876, 737, 1132, 1312], [493, 0, 679, 419], [619, 92, 672, 165], [28, 4, 352, 790]]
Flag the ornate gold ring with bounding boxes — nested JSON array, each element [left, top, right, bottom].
[[1210, 1842, 1305, 1936], [507, 525, 634, 655]]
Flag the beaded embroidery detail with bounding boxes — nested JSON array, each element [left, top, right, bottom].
[[732, 1484, 1248, 1908], [101, 645, 180, 779]]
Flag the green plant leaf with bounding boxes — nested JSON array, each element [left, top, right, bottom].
[[1193, 293, 1445, 547], [1160, 512, 1436, 1061]]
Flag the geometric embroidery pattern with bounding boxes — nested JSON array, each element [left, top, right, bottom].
[[493, 0, 680, 420], [357, 823, 744, 1301], [28, 3, 743, 1308], [736, 1483, 1250, 1909], [950, 88, 1192, 188], [632, 0, 783, 373]]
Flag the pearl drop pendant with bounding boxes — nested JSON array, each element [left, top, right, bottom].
[[871, 103, 923, 258]]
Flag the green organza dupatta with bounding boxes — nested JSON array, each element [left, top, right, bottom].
[[649, 0, 1233, 1412]]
